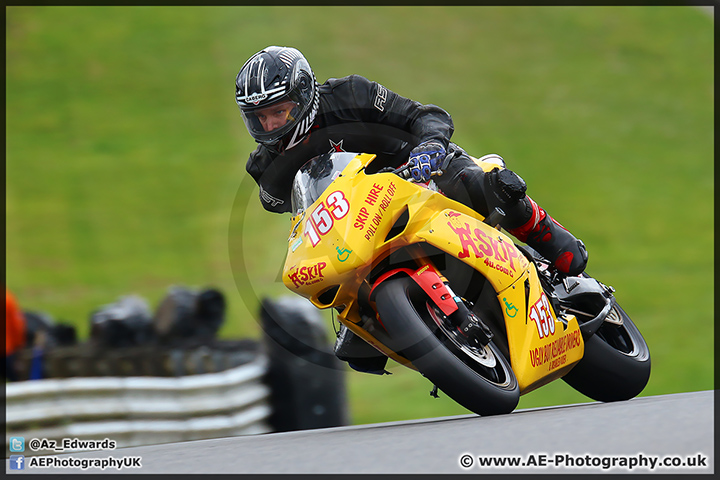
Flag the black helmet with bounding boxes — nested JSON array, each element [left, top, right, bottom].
[[235, 46, 319, 152]]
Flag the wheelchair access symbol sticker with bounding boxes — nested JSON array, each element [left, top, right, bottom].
[[503, 298, 518, 318], [336, 246, 352, 262]]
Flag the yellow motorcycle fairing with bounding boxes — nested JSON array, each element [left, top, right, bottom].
[[282, 152, 583, 393], [416, 208, 585, 392]]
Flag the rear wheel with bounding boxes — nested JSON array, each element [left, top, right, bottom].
[[374, 276, 519, 416], [562, 303, 651, 402]]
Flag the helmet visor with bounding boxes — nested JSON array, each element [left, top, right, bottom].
[[239, 75, 315, 146], [241, 97, 301, 145]]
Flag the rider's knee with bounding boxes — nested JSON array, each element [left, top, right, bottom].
[[484, 167, 528, 207]]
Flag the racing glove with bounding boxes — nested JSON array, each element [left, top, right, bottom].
[[407, 140, 447, 182]]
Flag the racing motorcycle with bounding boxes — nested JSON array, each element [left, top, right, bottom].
[[282, 150, 651, 416]]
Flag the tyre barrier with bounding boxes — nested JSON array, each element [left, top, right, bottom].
[[261, 296, 349, 432], [11, 339, 263, 379], [5, 296, 348, 457]]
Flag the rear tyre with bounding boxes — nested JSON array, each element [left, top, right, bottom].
[[374, 276, 519, 416], [562, 303, 651, 402]]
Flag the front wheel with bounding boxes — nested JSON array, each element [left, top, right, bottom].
[[374, 276, 519, 416], [562, 303, 651, 402]]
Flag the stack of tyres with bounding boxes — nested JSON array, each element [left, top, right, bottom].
[[260, 296, 349, 432]]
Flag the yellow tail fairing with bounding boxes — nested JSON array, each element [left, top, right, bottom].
[[499, 265, 585, 394]]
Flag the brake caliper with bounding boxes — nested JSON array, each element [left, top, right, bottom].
[[411, 265, 493, 347]]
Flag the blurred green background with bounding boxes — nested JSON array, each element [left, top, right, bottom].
[[6, 6, 713, 425]]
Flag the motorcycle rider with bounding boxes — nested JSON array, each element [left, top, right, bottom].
[[236, 46, 588, 373]]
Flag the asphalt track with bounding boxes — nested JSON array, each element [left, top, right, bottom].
[[6, 390, 713, 474]]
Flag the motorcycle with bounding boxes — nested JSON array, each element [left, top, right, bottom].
[[282, 150, 651, 416]]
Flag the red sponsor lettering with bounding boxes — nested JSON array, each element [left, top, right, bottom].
[[363, 182, 397, 241], [365, 182, 384, 206], [354, 206, 370, 229], [486, 235, 506, 263], [473, 228, 494, 257], [288, 261, 327, 288], [528, 328, 582, 369], [447, 217, 526, 276], [448, 221, 483, 259]]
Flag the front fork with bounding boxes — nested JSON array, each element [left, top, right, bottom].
[[374, 245, 494, 347], [443, 282, 494, 347]]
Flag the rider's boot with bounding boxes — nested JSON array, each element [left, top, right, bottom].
[[483, 167, 588, 276], [506, 196, 588, 276]]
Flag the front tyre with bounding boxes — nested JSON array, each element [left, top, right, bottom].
[[562, 303, 651, 402], [374, 276, 519, 416]]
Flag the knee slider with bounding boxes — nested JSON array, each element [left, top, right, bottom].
[[486, 168, 527, 206]]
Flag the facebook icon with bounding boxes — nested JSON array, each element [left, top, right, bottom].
[[9, 455, 25, 470]]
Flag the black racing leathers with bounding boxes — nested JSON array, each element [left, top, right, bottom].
[[245, 74, 534, 231], [245, 74, 454, 214], [244, 75, 588, 278]]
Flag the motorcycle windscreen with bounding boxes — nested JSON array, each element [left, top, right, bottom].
[[291, 152, 359, 214]]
